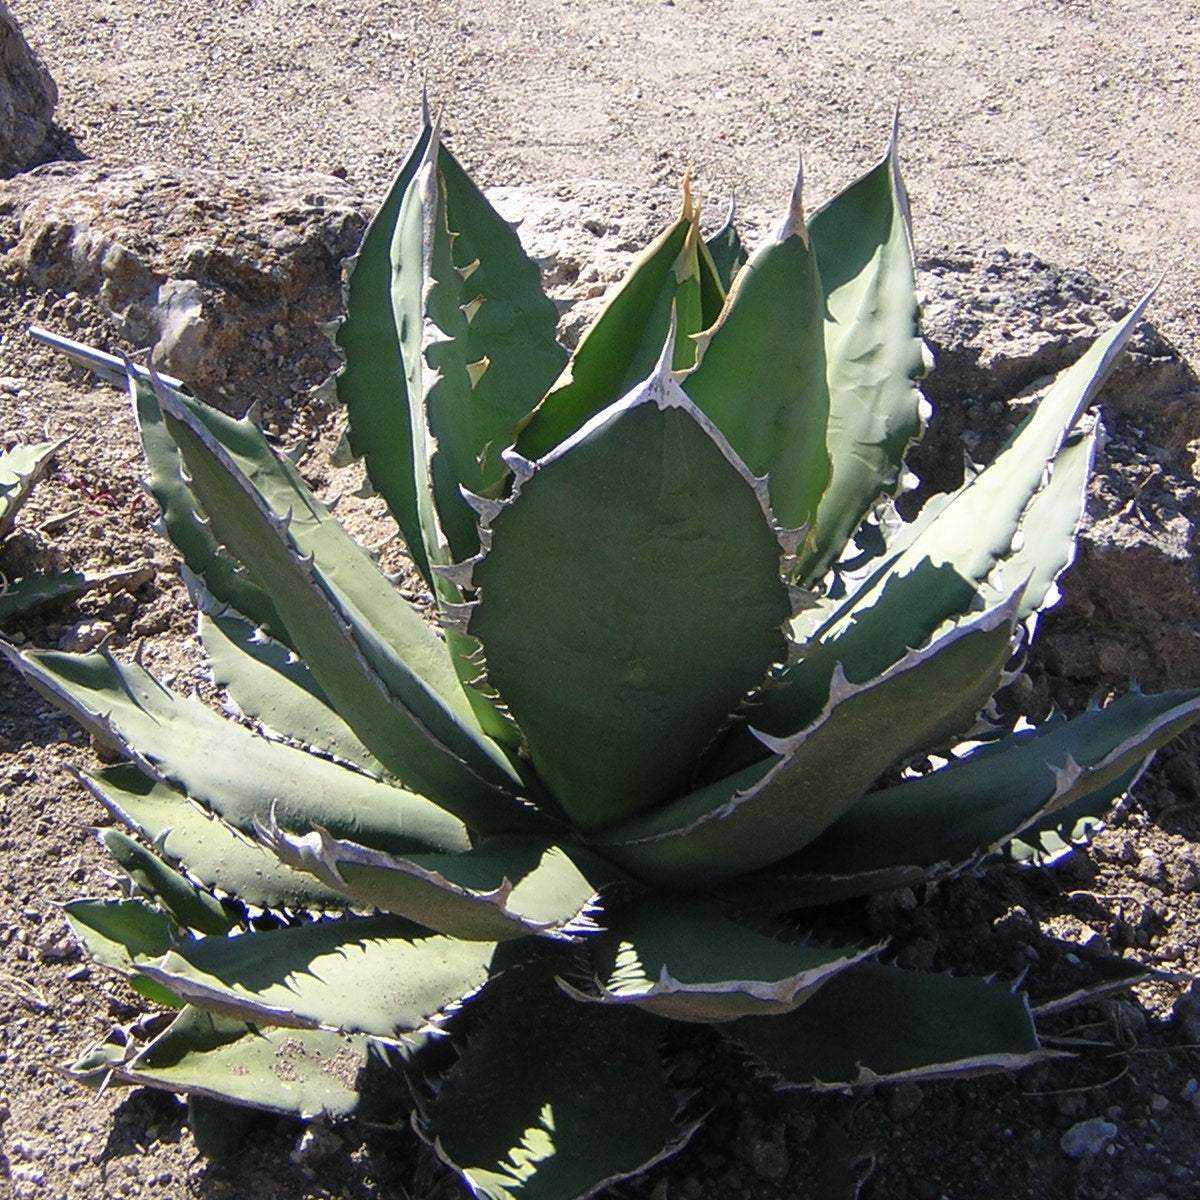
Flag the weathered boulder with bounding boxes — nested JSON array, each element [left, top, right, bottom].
[[0, 3, 56, 176], [918, 248, 1200, 699], [0, 162, 367, 404]]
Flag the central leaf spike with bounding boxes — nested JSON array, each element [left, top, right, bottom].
[[468, 336, 794, 833]]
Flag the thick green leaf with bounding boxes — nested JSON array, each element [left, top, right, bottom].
[[594, 597, 1019, 885], [703, 198, 748, 295], [81, 765, 348, 912], [149, 379, 529, 821], [138, 914, 501, 1042], [63, 898, 182, 1007], [64, 897, 174, 968], [422, 984, 695, 1200], [696, 235, 728, 329], [722, 688, 1200, 909], [6, 645, 471, 857], [335, 119, 435, 583], [751, 557, 976, 746], [514, 199, 697, 459], [259, 822, 607, 942], [199, 602, 384, 776], [100, 827, 234, 935], [685, 165, 831, 534], [396, 127, 488, 566], [125, 1006, 405, 1120], [336, 119, 565, 585], [563, 899, 874, 1022], [797, 124, 926, 583], [0, 438, 62, 537], [986, 419, 1096, 618], [374, 132, 518, 747], [0, 566, 146, 624], [671, 202, 707, 371], [130, 377, 287, 641], [470, 354, 792, 832], [437, 143, 569, 496], [759, 297, 1150, 741], [729, 961, 1053, 1088]]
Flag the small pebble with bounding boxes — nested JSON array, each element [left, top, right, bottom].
[[1136, 852, 1166, 885], [289, 1124, 342, 1165], [1061, 1117, 1118, 1159]]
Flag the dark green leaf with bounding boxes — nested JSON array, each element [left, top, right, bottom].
[[567, 898, 872, 1022], [471, 359, 791, 832], [729, 961, 1052, 1087], [798, 128, 926, 583], [596, 597, 1019, 885], [515, 207, 695, 459], [423, 984, 695, 1200], [335, 119, 435, 582], [685, 171, 831, 534], [100, 827, 234, 935], [139, 914, 503, 1041], [82, 765, 347, 912], [6, 646, 472, 856], [131, 377, 287, 640]]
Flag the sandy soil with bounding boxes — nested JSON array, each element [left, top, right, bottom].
[[5, 2, 1200, 1199]]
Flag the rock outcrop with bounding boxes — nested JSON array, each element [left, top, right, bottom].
[[0, 3, 56, 175], [0, 162, 367, 403], [918, 248, 1200, 700]]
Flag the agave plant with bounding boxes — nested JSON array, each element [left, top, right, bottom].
[[6, 108, 1200, 1198], [0, 438, 145, 623]]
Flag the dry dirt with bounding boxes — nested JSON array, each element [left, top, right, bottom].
[[5, 2, 1200, 1199]]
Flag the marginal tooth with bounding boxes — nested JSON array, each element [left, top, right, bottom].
[[466, 357, 489, 389], [826, 661, 856, 707], [1049, 754, 1085, 798], [432, 560, 476, 590], [461, 294, 485, 324], [462, 490, 506, 525], [440, 602, 474, 636], [501, 447, 535, 484]]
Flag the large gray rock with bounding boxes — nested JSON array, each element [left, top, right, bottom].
[[0, 162, 367, 403], [0, 3, 56, 175]]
